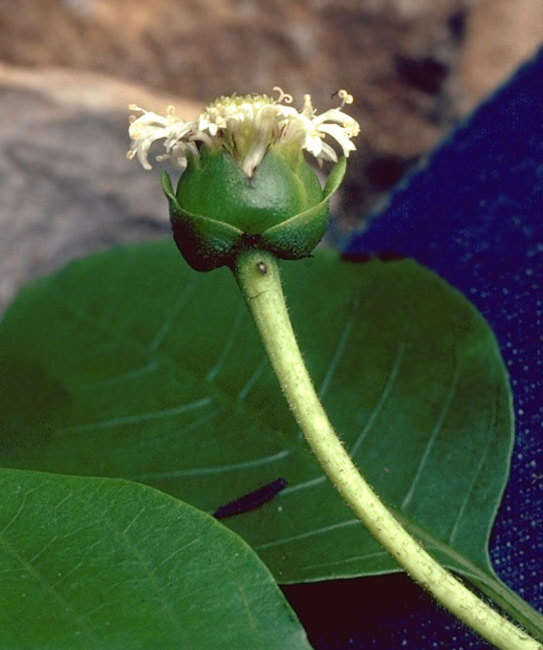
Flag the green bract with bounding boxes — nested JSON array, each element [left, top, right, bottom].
[[161, 147, 346, 271]]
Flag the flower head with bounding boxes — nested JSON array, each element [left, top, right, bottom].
[[126, 88, 358, 271], [127, 87, 360, 177]]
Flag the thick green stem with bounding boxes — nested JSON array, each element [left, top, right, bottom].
[[233, 248, 542, 650]]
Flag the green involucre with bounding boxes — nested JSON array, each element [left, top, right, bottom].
[[163, 147, 346, 270]]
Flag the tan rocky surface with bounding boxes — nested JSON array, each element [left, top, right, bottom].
[[0, 71, 195, 311], [0, 62, 201, 115], [457, 0, 543, 111]]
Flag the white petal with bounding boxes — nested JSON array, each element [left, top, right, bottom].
[[318, 122, 357, 157], [303, 132, 324, 157], [318, 141, 338, 163]]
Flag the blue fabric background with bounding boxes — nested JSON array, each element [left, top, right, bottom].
[[284, 47, 542, 648]]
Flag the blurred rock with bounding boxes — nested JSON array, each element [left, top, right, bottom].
[[0, 62, 201, 115], [0, 0, 471, 224], [0, 69, 199, 312], [457, 0, 543, 111]]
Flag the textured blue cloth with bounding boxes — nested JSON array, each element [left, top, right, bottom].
[[287, 47, 543, 649]]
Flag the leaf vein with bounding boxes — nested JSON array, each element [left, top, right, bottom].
[[0, 488, 38, 535], [401, 360, 461, 510], [255, 519, 360, 550], [157, 537, 201, 568], [237, 357, 268, 401], [349, 340, 405, 459], [58, 396, 213, 433], [206, 306, 244, 382], [0, 524, 100, 643], [318, 298, 358, 399], [129, 449, 290, 481], [447, 378, 498, 545], [149, 276, 200, 353]]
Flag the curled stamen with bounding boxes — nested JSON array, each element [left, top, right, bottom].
[[331, 90, 354, 107], [273, 86, 293, 104], [338, 89, 354, 106]]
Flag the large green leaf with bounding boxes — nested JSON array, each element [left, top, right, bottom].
[[1, 240, 537, 631], [0, 468, 310, 649]]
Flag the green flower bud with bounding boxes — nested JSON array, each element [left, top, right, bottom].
[[127, 88, 358, 271]]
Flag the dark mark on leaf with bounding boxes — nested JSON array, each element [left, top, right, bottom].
[[213, 478, 287, 519]]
